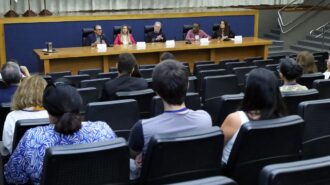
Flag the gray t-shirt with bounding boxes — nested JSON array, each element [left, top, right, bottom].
[[129, 108, 212, 153]]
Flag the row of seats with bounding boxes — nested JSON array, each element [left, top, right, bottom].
[[0, 115, 311, 185], [2, 102, 330, 184]]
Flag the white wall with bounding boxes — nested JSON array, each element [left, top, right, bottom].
[[0, 0, 304, 15]]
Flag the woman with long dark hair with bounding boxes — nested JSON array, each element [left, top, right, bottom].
[[212, 20, 235, 40], [221, 68, 287, 164]]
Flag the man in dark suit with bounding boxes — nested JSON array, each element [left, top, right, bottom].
[[101, 53, 148, 101], [86, 25, 110, 47], [145, 22, 166, 43]]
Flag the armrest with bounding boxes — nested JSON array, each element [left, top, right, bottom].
[[0, 141, 10, 163]]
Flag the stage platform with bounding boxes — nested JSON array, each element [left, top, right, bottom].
[[0, 8, 259, 72]]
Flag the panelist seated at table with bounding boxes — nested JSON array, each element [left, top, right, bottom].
[[86, 25, 110, 47], [145, 21, 166, 43], [114, 25, 136, 45], [212, 20, 236, 40], [185, 23, 211, 42], [101, 53, 148, 101]]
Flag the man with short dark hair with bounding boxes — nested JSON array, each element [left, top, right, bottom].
[[160, 52, 176, 62], [185, 23, 210, 42], [86, 25, 110, 47], [128, 60, 212, 179], [101, 53, 148, 101], [0, 62, 30, 103]]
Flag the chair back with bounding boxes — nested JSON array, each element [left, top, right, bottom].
[[63, 74, 90, 88], [151, 92, 201, 117], [0, 102, 11, 139], [82, 28, 94, 46], [80, 78, 110, 99], [13, 118, 50, 151], [78, 68, 102, 79], [225, 62, 248, 74], [197, 69, 227, 93], [233, 66, 257, 87], [260, 156, 330, 185], [47, 71, 71, 80], [298, 99, 330, 159], [41, 138, 129, 185], [297, 73, 324, 89], [169, 176, 237, 185], [183, 25, 193, 39], [282, 89, 319, 115], [204, 93, 244, 126], [313, 79, 330, 99], [77, 87, 98, 114], [97, 72, 118, 79], [140, 127, 224, 185], [225, 115, 303, 185], [203, 75, 241, 102], [115, 89, 155, 118]]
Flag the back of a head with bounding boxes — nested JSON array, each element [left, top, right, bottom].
[[152, 60, 189, 105], [1, 62, 22, 86], [160, 52, 176, 62], [12, 75, 47, 110], [279, 58, 303, 81], [242, 68, 286, 119], [43, 83, 83, 135], [117, 53, 136, 75], [296, 51, 317, 74]]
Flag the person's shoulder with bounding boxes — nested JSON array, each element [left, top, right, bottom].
[[187, 109, 212, 124], [25, 124, 54, 140]]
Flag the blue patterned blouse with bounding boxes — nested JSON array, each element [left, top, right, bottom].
[[4, 121, 116, 185]]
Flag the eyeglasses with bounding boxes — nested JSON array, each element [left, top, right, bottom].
[[95, 29, 102, 31]]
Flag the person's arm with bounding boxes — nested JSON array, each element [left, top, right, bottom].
[[220, 112, 242, 144], [130, 34, 136, 44], [2, 112, 16, 153], [201, 30, 211, 39], [185, 30, 194, 41], [128, 120, 144, 159], [229, 29, 235, 38], [20, 66, 30, 77], [114, 34, 121, 45], [161, 32, 166, 42]]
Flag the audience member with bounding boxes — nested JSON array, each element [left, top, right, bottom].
[[323, 58, 330, 79], [86, 25, 110, 47], [212, 20, 235, 40], [128, 60, 212, 179], [221, 68, 286, 164], [185, 23, 210, 42], [0, 61, 30, 103], [296, 51, 317, 74], [279, 58, 308, 92], [4, 83, 116, 184], [145, 21, 166, 43], [2, 75, 49, 153], [114, 25, 136, 45], [101, 53, 148, 100], [160, 52, 176, 62]]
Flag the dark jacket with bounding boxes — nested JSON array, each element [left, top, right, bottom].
[[101, 75, 148, 101], [145, 31, 166, 43], [212, 29, 235, 39], [85, 33, 110, 46]]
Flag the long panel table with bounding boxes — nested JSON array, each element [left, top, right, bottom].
[[34, 37, 272, 74]]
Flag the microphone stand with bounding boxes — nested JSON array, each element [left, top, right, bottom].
[[23, 0, 37, 17], [4, 0, 19, 17], [39, 0, 52, 16]]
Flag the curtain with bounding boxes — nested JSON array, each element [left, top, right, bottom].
[[0, 0, 304, 15]]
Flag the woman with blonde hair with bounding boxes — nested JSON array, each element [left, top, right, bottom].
[[296, 51, 318, 74], [114, 25, 136, 45], [2, 75, 48, 153]]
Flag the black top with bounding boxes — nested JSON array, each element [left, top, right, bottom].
[[128, 120, 144, 152], [101, 75, 148, 101], [212, 29, 235, 39], [145, 31, 166, 43]]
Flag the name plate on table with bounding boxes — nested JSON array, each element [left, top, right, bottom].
[[165, 40, 175, 48], [97, 44, 107, 52], [200, 38, 210, 46], [136, 42, 146, 50], [234, 36, 243, 44]]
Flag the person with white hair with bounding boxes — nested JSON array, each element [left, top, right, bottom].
[[145, 21, 166, 43]]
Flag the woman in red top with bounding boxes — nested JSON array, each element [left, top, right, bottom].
[[114, 25, 136, 45]]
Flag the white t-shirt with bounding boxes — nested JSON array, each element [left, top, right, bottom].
[[2, 108, 49, 153], [222, 111, 249, 164], [323, 71, 330, 79]]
